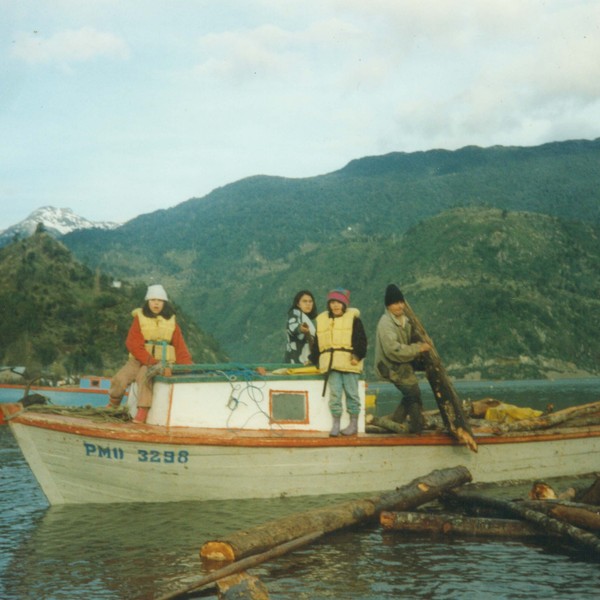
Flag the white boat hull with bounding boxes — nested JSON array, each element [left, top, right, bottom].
[[5, 369, 600, 504], [8, 416, 600, 504]]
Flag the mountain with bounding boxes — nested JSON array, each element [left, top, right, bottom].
[[0, 230, 226, 379], [56, 138, 600, 379], [187, 206, 599, 379], [62, 138, 600, 278], [3, 139, 598, 379], [0, 206, 120, 248]]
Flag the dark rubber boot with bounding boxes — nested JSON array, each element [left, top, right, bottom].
[[392, 403, 407, 423], [407, 401, 424, 434], [329, 416, 341, 437], [341, 415, 359, 436]]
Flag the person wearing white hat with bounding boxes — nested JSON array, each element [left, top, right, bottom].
[[107, 284, 193, 423]]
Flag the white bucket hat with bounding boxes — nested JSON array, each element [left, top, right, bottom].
[[145, 284, 169, 302]]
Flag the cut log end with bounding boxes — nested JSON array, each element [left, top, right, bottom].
[[456, 427, 478, 453], [200, 541, 236, 562]]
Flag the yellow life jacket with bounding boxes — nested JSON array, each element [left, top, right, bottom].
[[131, 308, 177, 363], [315, 307, 363, 374]]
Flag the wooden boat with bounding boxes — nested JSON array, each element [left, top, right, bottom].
[[2, 364, 599, 505]]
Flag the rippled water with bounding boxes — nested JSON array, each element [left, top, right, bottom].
[[1, 379, 600, 599]]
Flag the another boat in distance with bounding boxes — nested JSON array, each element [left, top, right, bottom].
[[0, 374, 116, 407], [2, 364, 599, 505]]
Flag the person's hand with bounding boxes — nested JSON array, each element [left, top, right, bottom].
[[146, 364, 164, 378], [299, 323, 309, 334], [420, 342, 432, 353], [350, 356, 359, 365]]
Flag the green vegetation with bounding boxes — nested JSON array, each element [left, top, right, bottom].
[[0, 232, 226, 380], [3, 139, 600, 379]]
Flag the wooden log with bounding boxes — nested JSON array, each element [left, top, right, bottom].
[[380, 510, 546, 538], [449, 490, 600, 555], [366, 413, 444, 433], [403, 301, 477, 452], [200, 466, 472, 561], [578, 475, 600, 505], [494, 401, 600, 433], [365, 424, 390, 434], [520, 501, 600, 532], [156, 532, 322, 600], [217, 573, 269, 599], [367, 414, 409, 433]]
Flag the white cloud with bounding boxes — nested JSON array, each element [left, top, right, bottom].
[[10, 27, 130, 66], [2, 0, 600, 232]]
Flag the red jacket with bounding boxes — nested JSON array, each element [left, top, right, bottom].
[[125, 316, 193, 366]]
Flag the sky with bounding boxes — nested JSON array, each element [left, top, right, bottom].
[[2, 0, 600, 231]]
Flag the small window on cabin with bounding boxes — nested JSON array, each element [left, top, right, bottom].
[[90, 378, 100, 388], [270, 391, 308, 424]]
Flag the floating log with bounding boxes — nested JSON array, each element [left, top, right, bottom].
[[520, 501, 600, 532], [201, 466, 472, 562], [579, 475, 600, 505], [217, 572, 269, 599], [380, 511, 546, 538], [156, 532, 322, 600], [403, 301, 477, 452], [449, 490, 600, 555]]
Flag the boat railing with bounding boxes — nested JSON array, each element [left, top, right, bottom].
[[154, 363, 326, 383]]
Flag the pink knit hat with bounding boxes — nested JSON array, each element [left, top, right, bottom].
[[327, 288, 350, 307]]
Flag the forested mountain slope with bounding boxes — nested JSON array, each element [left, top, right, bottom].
[[0, 231, 226, 378], [59, 139, 600, 378]]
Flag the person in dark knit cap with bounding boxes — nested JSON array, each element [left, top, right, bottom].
[[374, 284, 431, 433]]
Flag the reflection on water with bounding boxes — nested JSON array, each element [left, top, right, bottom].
[[258, 529, 600, 599], [2, 379, 600, 599]]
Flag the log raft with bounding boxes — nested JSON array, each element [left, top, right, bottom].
[[200, 466, 472, 562], [448, 490, 600, 555], [158, 467, 472, 600]]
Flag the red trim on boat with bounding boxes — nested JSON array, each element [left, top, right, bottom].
[[9, 411, 600, 448]]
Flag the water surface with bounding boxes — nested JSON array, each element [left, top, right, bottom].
[[1, 378, 599, 599]]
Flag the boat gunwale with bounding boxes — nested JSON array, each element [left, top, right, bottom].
[[8, 411, 600, 449], [0, 382, 111, 396]]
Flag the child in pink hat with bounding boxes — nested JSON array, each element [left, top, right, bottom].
[[310, 288, 367, 436]]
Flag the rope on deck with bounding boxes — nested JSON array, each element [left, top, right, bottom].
[[17, 404, 132, 422]]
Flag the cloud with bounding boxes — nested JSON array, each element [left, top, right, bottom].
[[11, 27, 130, 66], [189, 18, 364, 84]]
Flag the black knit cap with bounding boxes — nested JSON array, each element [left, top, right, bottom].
[[384, 284, 405, 306]]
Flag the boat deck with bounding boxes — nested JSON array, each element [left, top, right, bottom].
[[8, 406, 600, 448]]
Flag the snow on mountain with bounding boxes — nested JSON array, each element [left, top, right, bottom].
[[0, 206, 121, 247]]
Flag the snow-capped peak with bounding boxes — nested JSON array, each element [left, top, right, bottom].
[[0, 206, 121, 247]]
